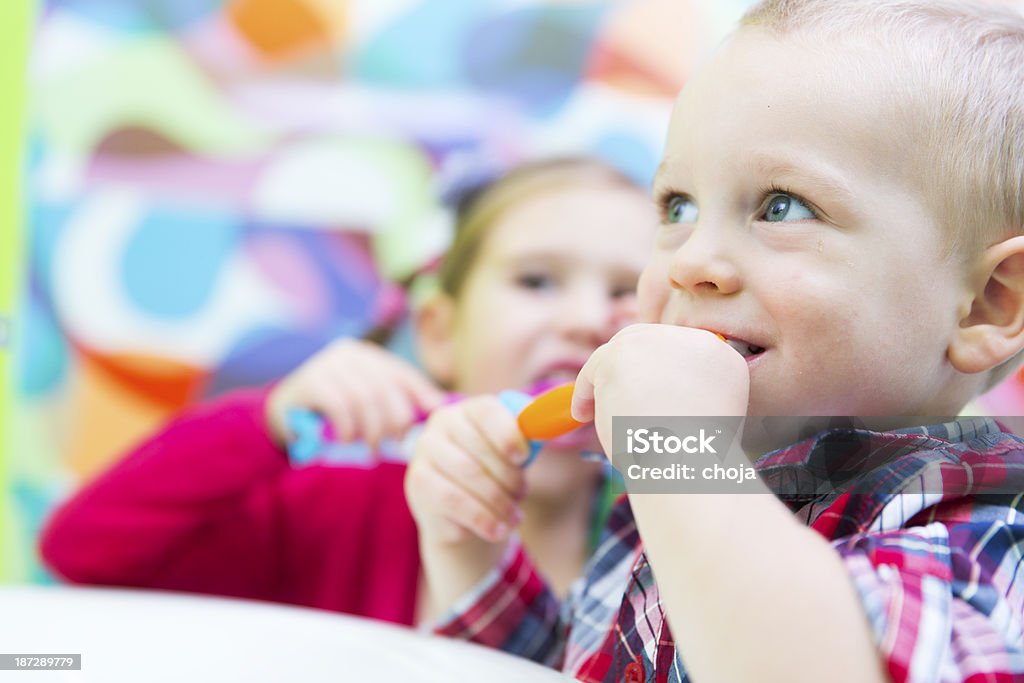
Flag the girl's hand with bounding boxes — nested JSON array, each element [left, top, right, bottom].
[[266, 338, 446, 450], [405, 396, 529, 546], [571, 323, 750, 460]]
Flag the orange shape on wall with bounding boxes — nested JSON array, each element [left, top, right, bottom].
[[584, 0, 702, 98], [227, 0, 338, 62], [586, 43, 684, 99], [68, 347, 210, 481]]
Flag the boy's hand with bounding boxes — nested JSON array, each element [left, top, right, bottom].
[[405, 397, 529, 545], [405, 397, 530, 618], [266, 338, 446, 450], [571, 323, 750, 458]]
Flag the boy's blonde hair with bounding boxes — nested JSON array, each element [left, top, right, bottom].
[[742, 0, 1024, 389]]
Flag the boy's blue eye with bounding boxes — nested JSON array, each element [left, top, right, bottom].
[[665, 195, 699, 224], [761, 193, 815, 222]]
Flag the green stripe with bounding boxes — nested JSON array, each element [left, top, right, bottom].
[[588, 464, 625, 555], [1, 0, 34, 583]]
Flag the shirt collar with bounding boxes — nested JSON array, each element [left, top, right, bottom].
[[751, 416, 1008, 501]]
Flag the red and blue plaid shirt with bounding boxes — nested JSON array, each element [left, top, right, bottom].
[[435, 417, 1024, 682]]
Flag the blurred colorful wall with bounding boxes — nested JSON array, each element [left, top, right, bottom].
[[2, 0, 35, 583], [8, 0, 760, 583], [8, 0, 1024, 584]]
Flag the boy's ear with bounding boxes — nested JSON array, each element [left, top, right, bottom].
[[413, 292, 458, 386], [949, 235, 1024, 374]]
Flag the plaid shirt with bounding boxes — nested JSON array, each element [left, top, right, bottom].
[[436, 418, 1024, 682]]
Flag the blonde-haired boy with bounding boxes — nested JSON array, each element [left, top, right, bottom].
[[406, 1, 1024, 681]]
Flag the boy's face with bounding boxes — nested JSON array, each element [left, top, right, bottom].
[[641, 29, 974, 417]]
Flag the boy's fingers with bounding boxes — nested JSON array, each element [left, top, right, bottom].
[[572, 346, 603, 423], [428, 471, 507, 544], [441, 406, 526, 497], [426, 459, 520, 542], [462, 398, 530, 467], [422, 428, 524, 520]]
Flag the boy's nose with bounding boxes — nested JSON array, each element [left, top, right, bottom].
[[667, 227, 741, 295]]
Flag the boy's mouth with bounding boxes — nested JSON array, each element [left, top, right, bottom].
[[722, 337, 766, 359]]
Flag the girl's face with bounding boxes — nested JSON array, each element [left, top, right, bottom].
[[419, 178, 657, 489], [450, 180, 657, 399]]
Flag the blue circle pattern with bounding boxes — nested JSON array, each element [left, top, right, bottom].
[[16, 286, 70, 397], [122, 206, 241, 319], [353, 0, 485, 86], [463, 5, 605, 116], [594, 131, 660, 189], [48, 0, 220, 32]]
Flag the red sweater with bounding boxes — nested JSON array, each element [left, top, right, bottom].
[[39, 388, 422, 626]]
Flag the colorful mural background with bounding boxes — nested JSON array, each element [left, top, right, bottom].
[[7, 0, 755, 582], [8, 0, 1024, 583], [2, 0, 35, 583]]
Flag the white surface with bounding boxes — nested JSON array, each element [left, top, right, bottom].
[[0, 585, 570, 682]]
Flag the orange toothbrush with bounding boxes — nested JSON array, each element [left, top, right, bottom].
[[517, 382, 583, 440], [517, 332, 727, 442]]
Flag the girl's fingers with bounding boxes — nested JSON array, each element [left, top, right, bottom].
[[392, 363, 447, 414], [266, 392, 292, 446], [331, 368, 381, 447], [345, 348, 440, 442], [374, 372, 417, 441], [304, 373, 356, 444], [278, 339, 444, 449], [361, 343, 444, 408]]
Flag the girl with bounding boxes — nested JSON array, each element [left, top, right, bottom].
[[39, 157, 657, 625]]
